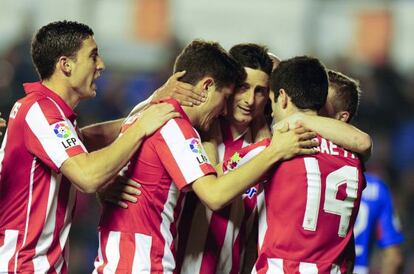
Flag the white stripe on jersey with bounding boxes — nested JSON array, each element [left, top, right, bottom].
[[132, 233, 152, 273], [267, 258, 284, 274], [160, 184, 180, 272], [59, 182, 75, 258], [216, 137, 251, 273], [0, 229, 19, 272], [180, 201, 213, 274], [48, 98, 87, 152], [25, 102, 68, 168], [104, 231, 121, 274], [217, 198, 243, 273], [331, 264, 341, 274], [0, 130, 7, 180], [93, 232, 104, 274], [257, 190, 266, 250], [299, 262, 318, 273], [14, 157, 36, 273], [160, 120, 208, 184], [33, 171, 61, 272], [303, 158, 322, 232]]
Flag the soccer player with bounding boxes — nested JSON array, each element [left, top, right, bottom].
[[321, 70, 404, 274], [0, 20, 181, 273], [93, 40, 318, 274], [176, 43, 274, 274], [254, 56, 366, 273]]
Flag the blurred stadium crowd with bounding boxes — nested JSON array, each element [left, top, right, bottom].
[[0, 1, 414, 273]]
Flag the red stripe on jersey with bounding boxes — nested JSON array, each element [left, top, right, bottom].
[[95, 230, 110, 273], [175, 192, 198, 271], [66, 145, 84, 158], [14, 160, 51, 273], [199, 206, 232, 273], [37, 98, 66, 125], [157, 134, 188, 189], [45, 178, 72, 272]]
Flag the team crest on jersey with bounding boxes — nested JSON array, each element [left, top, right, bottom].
[[51, 122, 78, 149], [188, 138, 209, 164], [226, 152, 242, 171]]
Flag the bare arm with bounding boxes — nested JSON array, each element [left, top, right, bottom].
[[61, 103, 180, 193], [81, 118, 124, 151], [284, 114, 372, 161], [80, 71, 204, 150], [192, 126, 318, 211], [380, 245, 404, 274]]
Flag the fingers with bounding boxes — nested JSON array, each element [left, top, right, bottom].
[[297, 147, 318, 155], [122, 185, 141, 195], [293, 126, 312, 135], [172, 70, 186, 79], [120, 192, 138, 203], [299, 139, 319, 148], [174, 85, 205, 106], [275, 122, 289, 133], [153, 102, 176, 112], [106, 198, 128, 209], [297, 131, 317, 141]]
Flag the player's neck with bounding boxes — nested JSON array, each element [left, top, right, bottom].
[[181, 105, 199, 126], [228, 121, 249, 140], [287, 107, 318, 118], [42, 78, 80, 109]]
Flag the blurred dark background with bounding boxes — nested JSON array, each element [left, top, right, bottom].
[[1, 1, 413, 273]]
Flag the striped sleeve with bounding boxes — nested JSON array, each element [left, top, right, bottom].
[[156, 118, 216, 190], [24, 98, 87, 172]]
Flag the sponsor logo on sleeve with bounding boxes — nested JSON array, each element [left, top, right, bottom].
[[243, 186, 258, 199], [52, 122, 78, 149], [188, 138, 209, 164]]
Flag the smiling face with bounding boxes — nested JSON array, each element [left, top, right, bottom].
[[228, 67, 269, 128], [68, 36, 105, 99]]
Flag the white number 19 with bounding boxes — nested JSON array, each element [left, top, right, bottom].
[[302, 157, 359, 237]]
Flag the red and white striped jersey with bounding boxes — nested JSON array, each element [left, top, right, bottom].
[[0, 82, 87, 273], [176, 120, 267, 274], [94, 99, 216, 274], [253, 136, 366, 274]]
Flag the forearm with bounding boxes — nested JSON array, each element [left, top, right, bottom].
[[381, 246, 403, 274], [193, 147, 278, 210], [62, 123, 146, 193], [81, 118, 124, 151], [300, 115, 372, 160]]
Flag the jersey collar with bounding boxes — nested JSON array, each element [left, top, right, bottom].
[[23, 81, 77, 120]]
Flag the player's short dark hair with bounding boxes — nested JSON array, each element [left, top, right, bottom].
[[174, 39, 246, 90], [270, 56, 328, 111], [328, 70, 361, 122], [229, 43, 273, 76], [31, 20, 94, 80]]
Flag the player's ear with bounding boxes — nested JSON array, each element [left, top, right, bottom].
[[278, 89, 288, 109], [201, 77, 214, 92], [57, 56, 72, 76], [336, 111, 350, 123]]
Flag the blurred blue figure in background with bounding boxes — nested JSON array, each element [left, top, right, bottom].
[[353, 173, 404, 274]]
